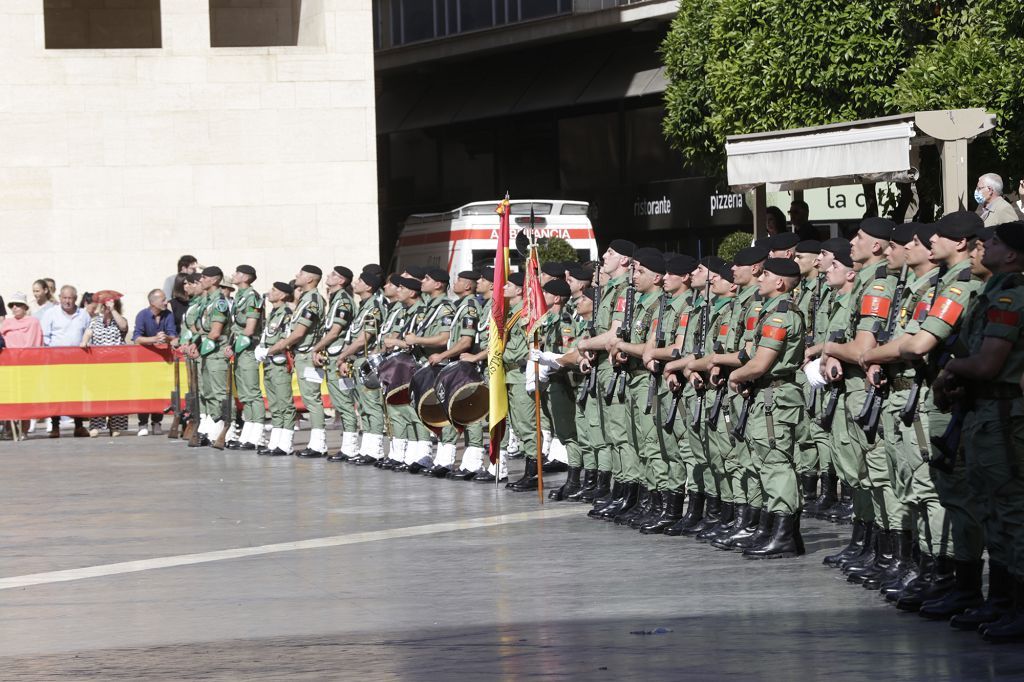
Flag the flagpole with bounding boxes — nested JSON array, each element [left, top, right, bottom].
[[529, 206, 544, 503]]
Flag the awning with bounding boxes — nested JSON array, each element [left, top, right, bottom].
[[726, 121, 917, 191]]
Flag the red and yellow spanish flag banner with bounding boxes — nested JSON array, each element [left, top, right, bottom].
[[487, 195, 512, 462], [522, 234, 548, 335], [0, 346, 180, 420]]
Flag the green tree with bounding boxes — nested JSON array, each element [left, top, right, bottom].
[[538, 236, 580, 265], [661, 0, 933, 175], [717, 231, 753, 263]]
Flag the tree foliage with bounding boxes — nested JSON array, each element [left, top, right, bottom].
[[717, 231, 753, 263], [538, 236, 580, 265]]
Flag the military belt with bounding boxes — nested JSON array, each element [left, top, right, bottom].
[[752, 374, 795, 390]]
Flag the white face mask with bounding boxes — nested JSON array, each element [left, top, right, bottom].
[[975, 188, 987, 206]]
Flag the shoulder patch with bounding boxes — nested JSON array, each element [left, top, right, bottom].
[[957, 268, 972, 282], [776, 300, 790, 313], [215, 299, 229, 313], [874, 263, 888, 279]]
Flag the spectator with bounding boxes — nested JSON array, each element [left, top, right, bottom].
[[133, 289, 178, 436], [79, 291, 98, 317], [1, 293, 43, 439], [975, 172, 1018, 226], [163, 254, 199, 301], [170, 273, 194, 332], [1, 293, 43, 347], [32, 279, 57, 319], [41, 285, 92, 438], [788, 200, 819, 240], [0, 294, 5, 322], [766, 206, 787, 237], [82, 292, 128, 437]]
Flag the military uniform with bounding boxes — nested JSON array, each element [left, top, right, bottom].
[[348, 293, 385, 461], [392, 299, 432, 469], [229, 284, 265, 448], [503, 301, 539, 483], [322, 287, 357, 455], [259, 299, 297, 455], [197, 290, 231, 443], [291, 287, 328, 455], [537, 304, 579, 492]]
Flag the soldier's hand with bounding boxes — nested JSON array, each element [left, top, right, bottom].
[[580, 357, 592, 374], [667, 372, 680, 391], [224, 347, 234, 360], [709, 365, 722, 385], [866, 365, 884, 388], [459, 352, 474, 362], [645, 359, 656, 372], [690, 373, 705, 390], [825, 357, 843, 382], [428, 353, 442, 365], [313, 352, 324, 367]]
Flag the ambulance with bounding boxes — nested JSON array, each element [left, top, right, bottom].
[[394, 199, 599, 277]]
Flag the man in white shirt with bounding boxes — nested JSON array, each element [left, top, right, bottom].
[[41, 285, 92, 437], [975, 173, 1019, 226]]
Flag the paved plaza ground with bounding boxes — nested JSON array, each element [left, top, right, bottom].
[[1, 432, 1022, 680]]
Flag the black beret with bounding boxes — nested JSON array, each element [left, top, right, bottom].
[[387, 273, 402, 286], [272, 281, 294, 295], [891, 224, 917, 246], [796, 240, 821, 254], [541, 262, 566, 278], [543, 279, 571, 298], [333, 265, 353, 281], [634, 247, 666, 275], [566, 264, 591, 281], [201, 266, 223, 278], [935, 210, 983, 241], [995, 221, 1024, 252], [666, 255, 698, 276], [975, 226, 994, 242], [581, 286, 596, 300], [362, 263, 384, 277], [820, 237, 850, 254], [457, 270, 481, 281], [717, 263, 736, 283], [914, 224, 937, 245], [425, 267, 449, 283], [301, 264, 322, 277], [701, 255, 726, 272], [766, 232, 800, 251], [405, 265, 427, 279], [236, 264, 256, 280], [508, 271, 525, 287], [662, 251, 679, 261], [834, 249, 854, 268], [859, 217, 896, 241], [480, 266, 495, 283], [397, 276, 421, 292], [733, 246, 769, 266], [608, 239, 636, 257], [359, 271, 383, 291], [763, 257, 800, 278]]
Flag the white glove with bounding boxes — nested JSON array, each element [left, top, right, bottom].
[[254, 346, 268, 363], [804, 358, 827, 389], [529, 348, 563, 369]]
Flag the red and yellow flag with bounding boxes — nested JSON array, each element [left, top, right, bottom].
[[487, 196, 512, 461], [522, 237, 548, 336]]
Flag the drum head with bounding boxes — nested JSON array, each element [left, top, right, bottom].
[[411, 364, 449, 427], [378, 352, 417, 405], [436, 361, 489, 426]]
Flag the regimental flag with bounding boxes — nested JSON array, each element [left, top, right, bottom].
[[522, 208, 549, 335], [487, 196, 512, 462]]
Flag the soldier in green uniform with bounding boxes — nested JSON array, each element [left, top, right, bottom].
[[578, 240, 638, 520], [893, 211, 987, 618], [940, 221, 1024, 641], [373, 275, 408, 468], [225, 265, 264, 450], [722, 257, 806, 558], [420, 270, 481, 477], [334, 270, 385, 464], [194, 266, 231, 446], [858, 223, 945, 598], [266, 265, 327, 457], [503, 271, 541, 489], [255, 281, 297, 456], [311, 266, 357, 458], [385, 276, 432, 471]]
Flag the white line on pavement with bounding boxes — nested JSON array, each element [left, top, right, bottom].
[[0, 507, 580, 591]]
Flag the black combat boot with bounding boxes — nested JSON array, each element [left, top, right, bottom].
[[599, 481, 639, 520], [509, 458, 539, 492], [588, 479, 622, 517], [591, 473, 617, 506], [568, 468, 597, 501], [705, 503, 747, 544], [806, 470, 838, 517], [886, 553, 932, 602], [868, 529, 914, 591], [951, 563, 1015, 631], [848, 529, 894, 584], [919, 559, 985, 620], [549, 466, 583, 501], [981, 576, 1024, 643], [613, 485, 650, 525], [798, 473, 819, 514], [840, 524, 880, 572], [696, 501, 735, 543], [640, 490, 684, 535], [664, 492, 704, 536], [631, 491, 663, 529], [823, 519, 869, 568], [683, 495, 720, 537], [743, 512, 804, 559], [712, 505, 759, 550], [823, 482, 853, 522], [897, 554, 955, 611], [733, 508, 772, 550]]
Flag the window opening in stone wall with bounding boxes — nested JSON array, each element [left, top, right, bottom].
[[44, 0, 162, 49], [209, 0, 302, 47]]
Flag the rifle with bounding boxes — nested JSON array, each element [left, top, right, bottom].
[[706, 342, 728, 430], [924, 334, 967, 472], [166, 354, 183, 439], [731, 385, 755, 440], [186, 357, 201, 447], [900, 264, 947, 426], [576, 264, 602, 407], [645, 293, 669, 415], [212, 359, 234, 450], [605, 261, 636, 405], [690, 269, 712, 429], [857, 262, 910, 442], [804, 274, 823, 417], [662, 349, 683, 431], [818, 331, 846, 429]]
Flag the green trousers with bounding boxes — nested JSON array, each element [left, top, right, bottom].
[[264, 362, 296, 428], [352, 358, 384, 435], [293, 351, 325, 429], [326, 357, 359, 432], [741, 383, 802, 515], [466, 419, 485, 448], [681, 383, 718, 497], [725, 393, 761, 508], [796, 376, 830, 474], [830, 378, 875, 525], [506, 380, 538, 461], [705, 386, 735, 503], [583, 375, 612, 471], [627, 373, 669, 491], [200, 351, 229, 418], [928, 397, 985, 563], [542, 379, 579, 462], [662, 387, 687, 491], [234, 349, 265, 422], [965, 404, 1024, 575], [597, 364, 639, 482]]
